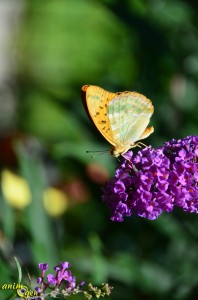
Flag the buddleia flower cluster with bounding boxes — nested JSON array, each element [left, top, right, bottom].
[[102, 136, 198, 221], [35, 261, 112, 300]]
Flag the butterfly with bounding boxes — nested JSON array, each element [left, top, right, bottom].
[[81, 85, 154, 157]]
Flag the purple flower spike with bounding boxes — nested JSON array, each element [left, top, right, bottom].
[[35, 260, 91, 299], [102, 136, 198, 221]]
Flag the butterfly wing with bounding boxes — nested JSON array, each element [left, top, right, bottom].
[[81, 85, 117, 146], [107, 92, 154, 146]]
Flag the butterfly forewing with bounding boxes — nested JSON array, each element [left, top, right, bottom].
[[82, 85, 116, 146], [107, 92, 154, 145]]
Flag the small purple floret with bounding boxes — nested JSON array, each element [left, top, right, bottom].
[[38, 263, 48, 271], [102, 136, 198, 221], [37, 277, 42, 284], [60, 261, 70, 269], [35, 286, 42, 293], [54, 261, 70, 272], [47, 274, 57, 285]]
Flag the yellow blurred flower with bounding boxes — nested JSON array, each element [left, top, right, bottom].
[[1, 170, 68, 216], [43, 187, 68, 217], [1, 169, 31, 209]]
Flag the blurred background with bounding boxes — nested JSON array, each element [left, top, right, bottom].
[[0, 0, 198, 299]]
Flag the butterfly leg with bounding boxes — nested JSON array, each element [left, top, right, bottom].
[[130, 141, 146, 148], [136, 143, 143, 148], [137, 141, 147, 147]]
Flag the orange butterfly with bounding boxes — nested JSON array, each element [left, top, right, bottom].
[[81, 85, 154, 157]]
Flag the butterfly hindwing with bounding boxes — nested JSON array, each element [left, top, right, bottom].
[[107, 92, 154, 145]]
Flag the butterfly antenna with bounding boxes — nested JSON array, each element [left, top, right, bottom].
[[86, 150, 109, 157]]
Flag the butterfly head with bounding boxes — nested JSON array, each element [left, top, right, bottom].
[[110, 144, 133, 157], [110, 148, 120, 157]]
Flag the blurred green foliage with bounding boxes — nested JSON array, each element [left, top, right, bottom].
[[0, 0, 198, 299]]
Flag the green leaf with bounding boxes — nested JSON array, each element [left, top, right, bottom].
[[15, 143, 59, 267], [14, 257, 22, 284]]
